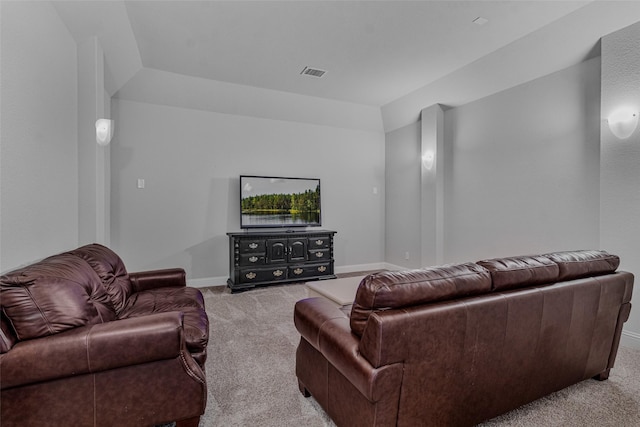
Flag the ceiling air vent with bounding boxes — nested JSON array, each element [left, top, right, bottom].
[[472, 16, 488, 26], [301, 66, 327, 78]]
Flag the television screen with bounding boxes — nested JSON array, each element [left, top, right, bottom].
[[240, 175, 321, 229]]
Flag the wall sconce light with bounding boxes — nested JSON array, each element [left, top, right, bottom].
[[422, 151, 435, 170], [607, 109, 638, 139], [95, 119, 114, 146]]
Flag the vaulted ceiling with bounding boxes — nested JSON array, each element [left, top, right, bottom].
[[122, 0, 592, 106]]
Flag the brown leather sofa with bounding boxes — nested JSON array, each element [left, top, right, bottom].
[[294, 250, 634, 427], [0, 243, 209, 427]]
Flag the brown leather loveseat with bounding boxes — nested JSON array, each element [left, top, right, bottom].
[[294, 250, 633, 426], [0, 243, 209, 427]]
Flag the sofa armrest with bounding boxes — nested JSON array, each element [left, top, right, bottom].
[[294, 298, 402, 402], [1, 312, 185, 389], [129, 268, 186, 292], [294, 297, 347, 347]]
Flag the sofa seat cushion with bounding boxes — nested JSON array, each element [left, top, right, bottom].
[[350, 263, 492, 337], [476, 255, 559, 291], [544, 250, 620, 281], [67, 244, 132, 315], [0, 254, 117, 341], [119, 287, 209, 359]]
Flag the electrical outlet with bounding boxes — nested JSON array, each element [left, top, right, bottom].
[[405, 251, 410, 260]]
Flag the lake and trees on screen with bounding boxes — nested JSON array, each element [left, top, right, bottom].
[[241, 180, 321, 227]]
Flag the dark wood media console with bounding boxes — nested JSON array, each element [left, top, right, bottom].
[[227, 230, 337, 292]]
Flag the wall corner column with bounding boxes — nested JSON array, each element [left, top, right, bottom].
[[420, 104, 445, 266], [78, 36, 110, 246]]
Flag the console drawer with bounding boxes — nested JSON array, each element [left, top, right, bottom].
[[238, 267, 287, 284], [238, 254, 266, 267], [308, 249, 330, 261], [288, 262, 333, 280], [308, 236, 331, 249], [238, 239, 266, 253]]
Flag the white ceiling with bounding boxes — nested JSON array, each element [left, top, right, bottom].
[[53, 0, 594, 107]]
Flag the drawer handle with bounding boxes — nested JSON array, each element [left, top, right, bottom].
[[245, 272, 257, 280], [249, 243, 259, 249], [249, 256, 258, 263], [273, 269, 284, 277], [315, 252, 323, 258], [293, 268, 304, 275], [315, 240, 324, 245], [318, 266, 327, 272]]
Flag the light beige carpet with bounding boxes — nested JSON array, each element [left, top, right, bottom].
[[198, 283, 640, 426]]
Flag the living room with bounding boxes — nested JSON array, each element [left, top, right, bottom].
[[2, 1, 640, 426]]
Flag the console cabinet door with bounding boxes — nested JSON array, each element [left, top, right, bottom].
[[267, 239, 287, 263], [288, 239, 308, 262]]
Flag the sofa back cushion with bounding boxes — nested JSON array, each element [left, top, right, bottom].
[[68, 244, 132, 314], [544, 250, 620, 281], [476, 255, 559, 291], [350, 263, 492, 337], [0, 254, 116, 341]]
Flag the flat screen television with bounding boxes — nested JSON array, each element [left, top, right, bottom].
[[240, 175, 321, 229]]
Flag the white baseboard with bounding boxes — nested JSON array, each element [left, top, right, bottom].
[[334, 262, 389, 275], [187, 275, 228, 288], [381, 262, 408, 272], [621, 329, 640, 349]]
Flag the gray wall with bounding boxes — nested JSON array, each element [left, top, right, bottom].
[[385, 121, 421, 268], [111, 99, 385, 282], [0, 1, 78, 271], [444, 57, 601, 262], [385, 57, 601, 271]]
